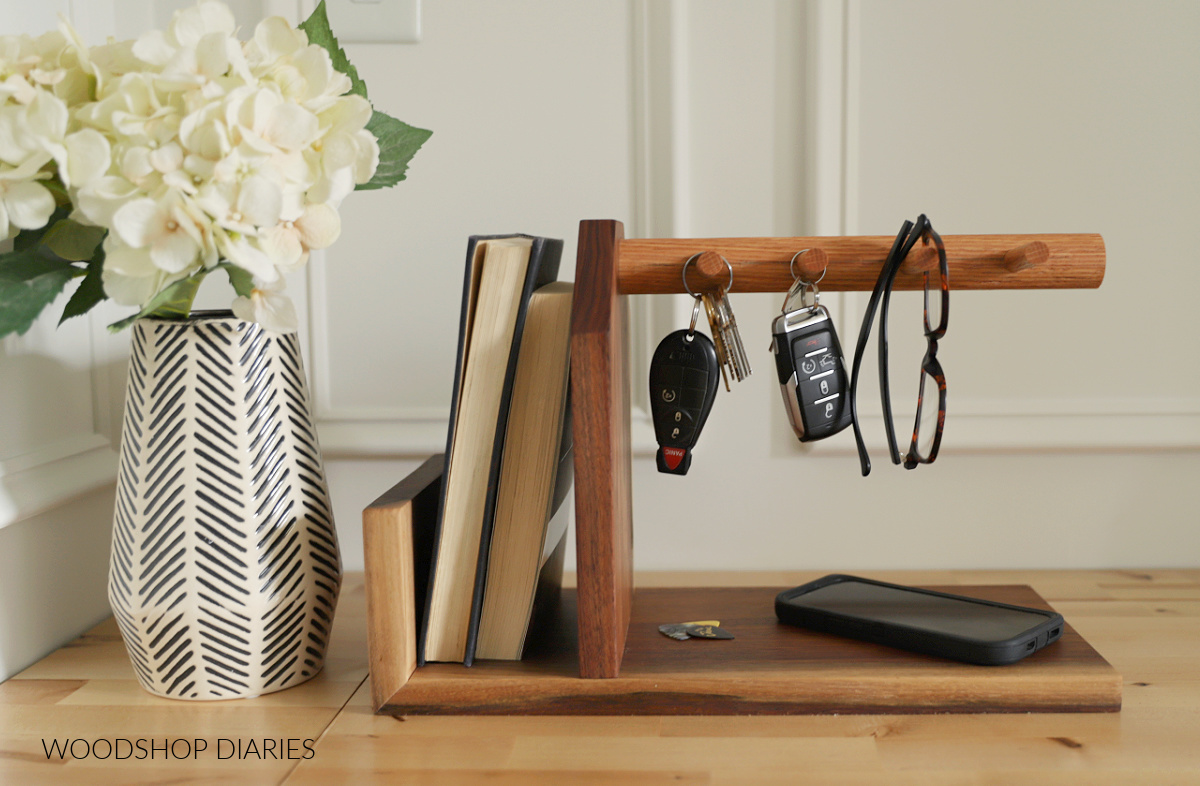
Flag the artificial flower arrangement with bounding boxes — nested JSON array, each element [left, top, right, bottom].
[[0, 0, 429, 336]]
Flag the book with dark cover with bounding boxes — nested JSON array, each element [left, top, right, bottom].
[[419, 234, 563, 666]]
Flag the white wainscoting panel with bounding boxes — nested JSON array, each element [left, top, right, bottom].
[[308, 1, 635, 454], [843, 0, 1200, 450]]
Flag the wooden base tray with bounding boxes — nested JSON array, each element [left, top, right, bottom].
[[378, 585, 1122, 715]]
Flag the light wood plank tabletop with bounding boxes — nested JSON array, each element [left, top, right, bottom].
[[2, 569, 1198, 785]]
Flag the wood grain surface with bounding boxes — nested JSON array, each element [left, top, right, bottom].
[[570, 219, 634, 679], [617, 233, 1105, 294], [362, 454, 443, 709], [379, 585, 1120, 716], [4, 569, 1198, 785]]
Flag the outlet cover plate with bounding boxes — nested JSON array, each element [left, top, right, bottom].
[[324, 0, 420, 44]]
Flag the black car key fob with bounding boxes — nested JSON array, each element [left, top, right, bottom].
[[649, 329, 719, 475], [771, 304, 852, 441]]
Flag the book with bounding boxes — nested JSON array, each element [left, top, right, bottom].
[[420, 234, 563, 665], [361, 453, 443, 705], [473, 282, 574, 661]]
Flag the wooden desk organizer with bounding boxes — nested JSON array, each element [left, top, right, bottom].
[[364, 219, 1113, 715]]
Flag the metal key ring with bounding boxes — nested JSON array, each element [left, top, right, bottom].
[[682, 252, 734, 299], [789, 249, 827, 287], [781, 277, 820, 314], [687, 297, 702, 339]]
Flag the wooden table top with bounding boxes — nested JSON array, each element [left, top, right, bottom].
[[2, 569, 1198, 784]]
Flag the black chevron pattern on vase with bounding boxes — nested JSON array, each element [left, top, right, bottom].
[[109, 317, 341, 700]]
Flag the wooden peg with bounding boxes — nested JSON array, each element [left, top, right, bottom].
[[900, 242, 940, 275], [791, 248, 829, 283], [687, 251, 733, 293], [1004, 240, 1050, 273]]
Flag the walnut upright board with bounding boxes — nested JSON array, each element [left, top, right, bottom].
[[378, 584, 1121, 715]]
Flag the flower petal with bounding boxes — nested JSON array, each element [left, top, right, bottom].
[[151, 230, 200, 273], [103, 267, 162, 306], [253, 16, 306, 61], [103, 237, 158, 277], [0, 74, 38, 105], [233, 286, 297, 334], [0, 106, 30, 165], [260, 224, 304, 270], [63, 129, 112, 188], [171, 0, 236, 49], [195, 31, 230, 79], [231, 292, 256, 323], [324, 94, 373, 132], [24, 91, 68, 142], [131, 29, 175, 67], [237, 175, 282, 227], [112, 197, 164, 247], [295, 202, 340, 250], [353, 128, 380, 184], [119, 146, 154, 181], [266, 103, 319, 151], [2, 180, 56, 231], [76, 176, 139, 227], [321, 132, 358, 173], [218, 232, 278, 283], [149, 142, 184, 173]]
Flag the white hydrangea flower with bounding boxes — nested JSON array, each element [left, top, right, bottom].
[[58, 0, 379, 331], [0, 27, 97, 239]]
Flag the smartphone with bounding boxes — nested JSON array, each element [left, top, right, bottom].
[[775, 574, 1065, 666]]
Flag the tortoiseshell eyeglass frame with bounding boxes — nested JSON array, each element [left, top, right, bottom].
[[849, 214, 949, 476]]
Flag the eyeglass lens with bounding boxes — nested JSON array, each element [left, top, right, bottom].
[[915, 367, 941, 458]]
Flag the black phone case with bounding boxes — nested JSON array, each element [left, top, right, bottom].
[[775, 574, 1065, 666]]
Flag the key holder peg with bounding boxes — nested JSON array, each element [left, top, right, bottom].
[[899, 241, 941, 275], [689, 251, 735, 293], [1004, 240, 1050, 273], [790, 248, 829, 284]]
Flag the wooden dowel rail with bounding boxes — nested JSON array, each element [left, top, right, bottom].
[[618, 233, 1105, 294]]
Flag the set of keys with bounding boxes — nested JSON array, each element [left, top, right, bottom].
[[648, 253, 751, 475], [649, 248, 854, 476], [769, 251, 852, 443], [692, 252, 751, 390]]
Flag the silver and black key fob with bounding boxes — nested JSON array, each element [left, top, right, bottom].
[[649, 329, 719, 475], [771, 304, 852, 442]]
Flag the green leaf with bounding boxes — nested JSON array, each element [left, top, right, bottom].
[[299, 0, 368, 99], [0, 248, 77, 338], [12, 206, 71, 251], [357, 110, 432, 191], [43, 178, 70, 206], [42, 219, 106, 262], [219, 261, 255, 298], [107, 268, 210, 333], [59, 252, 108, 326]]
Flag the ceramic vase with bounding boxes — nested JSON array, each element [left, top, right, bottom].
[[108, 312, 341, 700]]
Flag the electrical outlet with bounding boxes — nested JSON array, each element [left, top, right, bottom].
[[324, 0, 420, 44]]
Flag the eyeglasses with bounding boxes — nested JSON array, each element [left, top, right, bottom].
[[849, 214, 949, 476]]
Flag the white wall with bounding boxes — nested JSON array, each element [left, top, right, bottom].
[[320, 0, 1200, 573], [0, 1, 125, 681], [3, 0, 1198, 678]]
